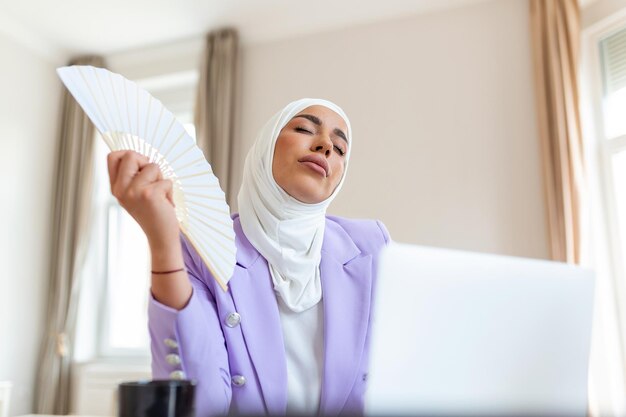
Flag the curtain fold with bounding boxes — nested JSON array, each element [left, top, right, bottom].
[[529, 0, 585, 264], [34, 55, 105, 414], [194, 28, 239, 209]]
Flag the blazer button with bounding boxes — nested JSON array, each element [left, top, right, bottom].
[[231, 375, 246, 387], [225, 312, 241, 328], [164, 338, 178, 349], [166, 354, 181, 365], [170, 370, 185, 380]]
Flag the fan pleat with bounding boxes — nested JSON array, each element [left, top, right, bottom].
[[186, 211, 235, 243], [185, 199, 231, 216], [173, 157, 205, 174], [186, 223, 237, 269]]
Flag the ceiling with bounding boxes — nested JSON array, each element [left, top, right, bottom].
[[0, 0, 499, 58], [0, 0, 600, 60]]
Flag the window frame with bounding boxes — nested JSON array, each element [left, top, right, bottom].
[[580, 13, 626, 410], [97, 199, 152, 359]]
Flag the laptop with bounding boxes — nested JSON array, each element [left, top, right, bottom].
[[365, 243, 595, 416]]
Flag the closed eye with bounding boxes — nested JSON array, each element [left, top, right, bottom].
[[296, 126, 346, 156]]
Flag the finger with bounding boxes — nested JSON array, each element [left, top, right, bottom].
[[165, 180, 175, 207], [128, 163, 163, 190], [113, 152, 150, 195], [151, 176, 175, 206], [146, 179, 175, 207], [107, 150, 132, 190]]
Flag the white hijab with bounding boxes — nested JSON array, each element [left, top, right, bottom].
[[237, 98, 352, 312]]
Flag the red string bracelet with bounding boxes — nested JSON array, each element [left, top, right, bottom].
[[151, 267, 185, 275]]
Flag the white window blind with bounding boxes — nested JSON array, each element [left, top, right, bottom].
[[600, 27, 626, 139], [601, 27, 626, 95]]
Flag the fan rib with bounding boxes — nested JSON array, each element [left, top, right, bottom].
[[185, 199, 230, 217], [186, 227, 236, 274], [136, 83, 141, 153], [161, 130, 186, 161], [99, 132, 115, 150], [181, 224, 229, 291], [180, 227, 228, 291], [148, 106, 165, 147], [123, 81, 134, 150], [76, 68, 116, 143], [178, 183, 220, 189], [188, 235, 231, 278], [176, 170, 213, 181], [186, 207, 234, 232], [107, 72, 128, 151], [187, 211, 235, 243], [172, 157, 206, 174], [141, 96, 152, 156], [152, 118, 177, 162], [91, 67, 121, 146], [167, 143, 196, 167], [185, 191, 224, 201]]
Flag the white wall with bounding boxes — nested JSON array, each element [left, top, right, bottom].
[[583, 0, 626, 28], [0, 33, 61, 415], [236, 0, 548, 259]]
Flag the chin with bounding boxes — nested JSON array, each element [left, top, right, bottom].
[[289, 184, 329, 204], [291, 192, 326, 204], [277, 172, 333, 204]]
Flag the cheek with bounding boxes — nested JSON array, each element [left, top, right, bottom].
[[273, 137, 291, 168], [331, 161, 345, 185], [272, 135, 301, 183], [274, 135, 300, 161]]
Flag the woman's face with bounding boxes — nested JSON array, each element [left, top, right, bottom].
[[272, 105, 349, 204]]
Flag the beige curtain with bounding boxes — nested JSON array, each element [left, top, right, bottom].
[[530, 0, 585, 264], [194, 28, 239, 209], [34, 55, 104, 414]]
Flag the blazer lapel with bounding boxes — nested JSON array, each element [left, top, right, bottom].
[[228, 217, 287, 415], [319, 220, 373, 416]]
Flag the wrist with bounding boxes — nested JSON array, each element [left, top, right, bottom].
[[150, 241, 184, 271], [148, 232, 180, 253]]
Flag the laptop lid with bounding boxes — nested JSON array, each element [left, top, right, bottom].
[[365, 243, 594, 416]]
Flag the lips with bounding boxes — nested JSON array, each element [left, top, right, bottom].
[[298, 154, 329, 177]]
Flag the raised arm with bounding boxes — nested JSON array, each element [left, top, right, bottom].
[[107, 150, 232, 415], [107, 150, 191, 309]]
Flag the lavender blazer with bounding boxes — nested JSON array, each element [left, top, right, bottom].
[[148, 214, 390, 416]]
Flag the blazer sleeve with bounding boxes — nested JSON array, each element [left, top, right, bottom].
[[148, 234, 232, 416]]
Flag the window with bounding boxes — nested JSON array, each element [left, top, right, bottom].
[[598, 28, 626, 291], [581, 17, 626, 417], [90, 70, 198, 357], [594, 26, 626, 329]]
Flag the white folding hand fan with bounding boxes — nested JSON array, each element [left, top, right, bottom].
[[57, 65, 235, 291]]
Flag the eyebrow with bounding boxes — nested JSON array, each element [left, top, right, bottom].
[[292, 114, 348, 145]]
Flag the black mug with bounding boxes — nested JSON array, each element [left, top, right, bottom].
[[118, 380, 196, 417]]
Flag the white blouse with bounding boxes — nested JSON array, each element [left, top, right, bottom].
[[276, 295, 325, 415]]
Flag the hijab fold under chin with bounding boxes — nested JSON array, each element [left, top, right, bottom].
[[237, 98, 352, 312]]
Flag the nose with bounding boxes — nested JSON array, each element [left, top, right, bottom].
[[311, 134, 332, 157]]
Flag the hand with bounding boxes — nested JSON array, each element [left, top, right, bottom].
[[107, 150, 179, 250]]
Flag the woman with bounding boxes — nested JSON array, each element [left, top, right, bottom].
[[107, 98, 390, 416]]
